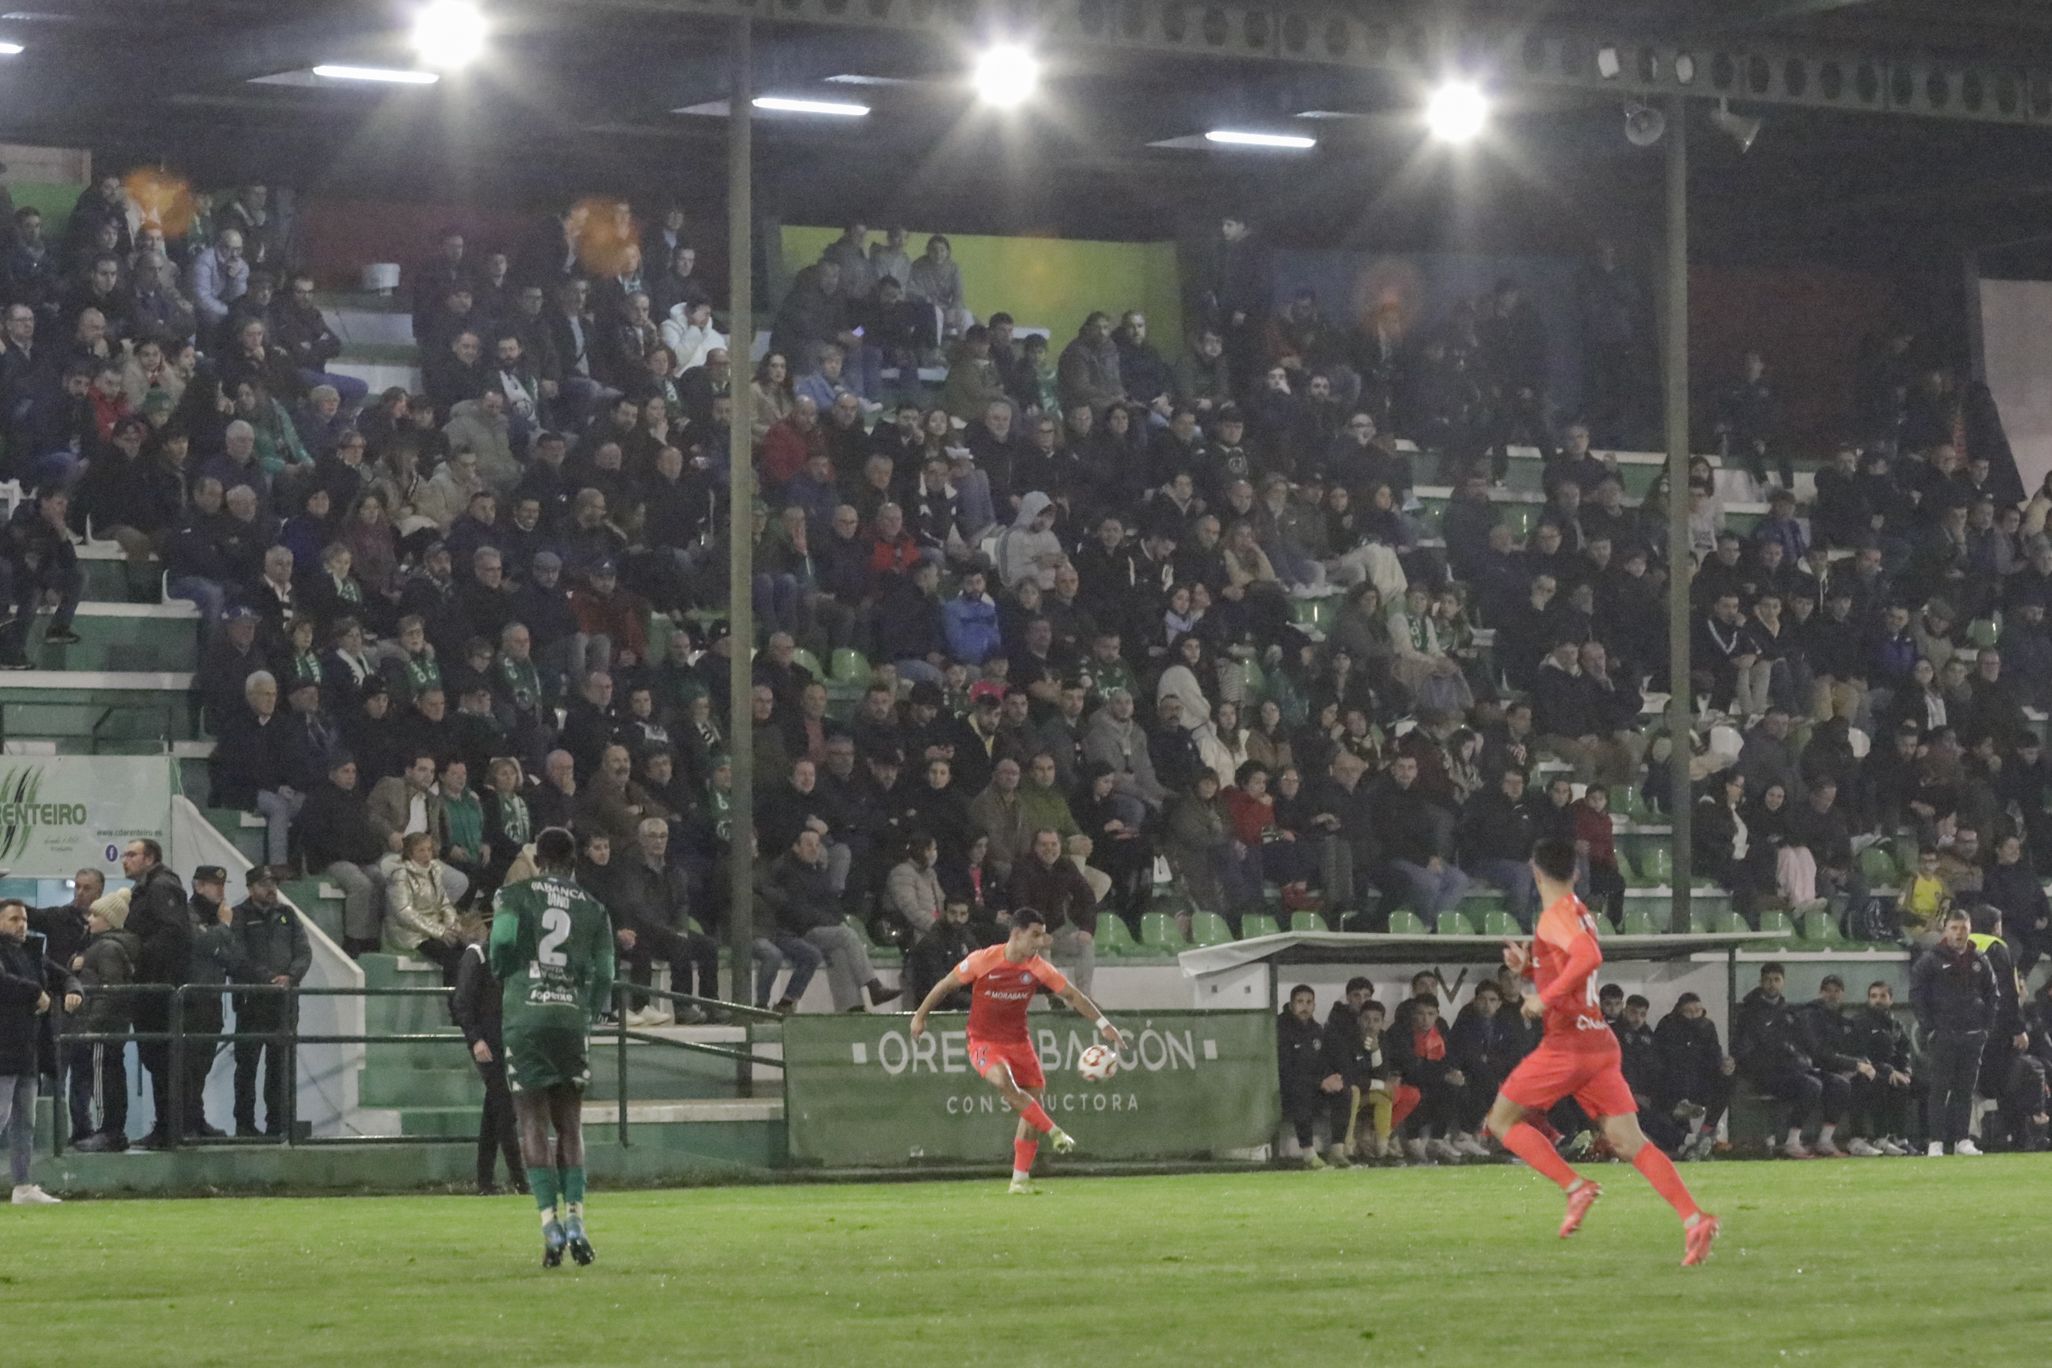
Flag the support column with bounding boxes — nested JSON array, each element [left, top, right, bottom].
[[1663, 94, 1694, 934], [726, 17, 756, 1005]]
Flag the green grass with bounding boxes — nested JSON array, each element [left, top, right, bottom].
[[10, 1162, 2049, 1366]]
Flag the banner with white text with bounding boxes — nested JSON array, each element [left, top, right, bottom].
[[0, 755, 174, 872], [782, 1010, 1278, 1167]]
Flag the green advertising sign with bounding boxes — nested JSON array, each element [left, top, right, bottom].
[[783, 1010, 1280, 1167]]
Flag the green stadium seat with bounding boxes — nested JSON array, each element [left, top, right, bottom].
[[1289, 909, 1330, 933], [792, 647, 825, 680], [1619, 907, 1662, 937], [1386, 909, 1428, 935], [1889, 836, 1920, 877], [1438, 909, 1482, 935], [1096, 916, 1137, 956], [1235, 657, 1268, 703], [1635, 846, 1673, 885], [1240, 913, 1282, 940], [1797, 905, 1844, 945], [1696, 907, 1744, 934], [1189, 912, 1233, 947], [1857, 846, 1901, 886], [1139, 912, 1183, 950], [829, 647, 872, 684], [1756, 909, 1795, 939], [1966, 618, 1999, 650], [1480, 909, 1522, 938]]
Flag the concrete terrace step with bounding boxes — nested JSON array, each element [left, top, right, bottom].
[[0, 671, 199, 744], [26, 602, 200, 672]]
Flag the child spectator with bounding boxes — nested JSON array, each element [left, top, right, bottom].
[[1569, 784, 1626, 928], [1901, 846, 1949, 947]]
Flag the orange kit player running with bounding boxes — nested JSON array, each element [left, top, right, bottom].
[[909, 908, 1125, 1193], [1484, 837, 1722, 1267]]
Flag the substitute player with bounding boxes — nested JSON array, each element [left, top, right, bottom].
[[489, 828, 615, 1268], [1483, 838, 1721, 1267], [909, 908, 1124, 1193]]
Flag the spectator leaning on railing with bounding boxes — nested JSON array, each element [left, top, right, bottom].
[[1, 896, 81, 1202]]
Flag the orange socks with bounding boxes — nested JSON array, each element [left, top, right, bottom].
[[1632, 1144, 1702, 1221], [1499, 1120, 1581, 1190]]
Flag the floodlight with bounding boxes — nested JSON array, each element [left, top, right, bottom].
[[0, 42, 23, 56], [1425, 81, 1489, 143], [1204, 130, 1316, 149], [412, 1, 488, 70], [1623, 100, 1665, 147], [1596, 47, 1621, 81], [1712, 98, 1762, 152], [973, 44, 1040, 108]]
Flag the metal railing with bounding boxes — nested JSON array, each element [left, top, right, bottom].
[[53, 979, 784, 1156]]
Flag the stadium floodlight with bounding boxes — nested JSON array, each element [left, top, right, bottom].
[[753, 96, 871, 117], [1204, 130, 1317, 150], [1424, 80, 1489, 143], [0, 42, 23, 56], [412, 1, 488, 70], [972, 44, 1040, 108], [312, 64, 441, 85]]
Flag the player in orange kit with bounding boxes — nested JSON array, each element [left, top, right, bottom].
[[909, 908, 1125, 1193], [1484, 838, 1722, 1267]]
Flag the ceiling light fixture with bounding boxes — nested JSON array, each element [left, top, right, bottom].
[[312, 64, 441, 85], [1204, 129, 1317, 149], [752, 96, 870, 117]]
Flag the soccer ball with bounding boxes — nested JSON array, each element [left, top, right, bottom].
[[1078, 1044, 1120, 1082]]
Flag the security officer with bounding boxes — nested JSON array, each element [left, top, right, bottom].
[[230, 866, 309, 1138], [181, 866, 243, 1140], [1910, 908, 1998, 1156]]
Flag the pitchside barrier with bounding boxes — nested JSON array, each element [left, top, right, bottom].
[[781, 1010, 1280, 1166]]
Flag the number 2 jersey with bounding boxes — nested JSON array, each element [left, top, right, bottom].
[[1528, 893, 1615, 1053], [489, 873, 616, 1031], [956, 945, 1069, 1043]]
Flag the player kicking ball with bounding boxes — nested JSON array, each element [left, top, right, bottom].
[[909, 908, 1124, 1194], [489, 827, 616, 1268], [1483, 837, 1721, 1268]]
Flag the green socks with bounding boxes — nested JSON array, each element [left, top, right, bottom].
[[560, 1165, 586, 1218], [529, 1167, 560, 1226]]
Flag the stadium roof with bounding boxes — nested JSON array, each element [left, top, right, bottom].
[[5, 1, 2052, 259]]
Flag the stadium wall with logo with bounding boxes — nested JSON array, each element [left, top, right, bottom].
[[0, 755, 172, 872], [782, 1010, 1277, 1167]]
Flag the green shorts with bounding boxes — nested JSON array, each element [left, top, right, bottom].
[[503, 1020, 591, 1094]]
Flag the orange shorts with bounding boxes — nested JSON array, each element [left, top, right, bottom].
[[1499, 1040, 1637, 1120], [968, 1036, 1044, 1092]]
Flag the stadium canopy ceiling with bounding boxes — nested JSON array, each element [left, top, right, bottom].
[[2, 0, 2050, 257]]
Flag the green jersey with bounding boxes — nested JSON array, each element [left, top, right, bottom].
[[489, 874, 616, 1029]]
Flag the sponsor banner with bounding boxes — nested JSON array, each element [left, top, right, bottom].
[[783, 1009, 1278, 1166], [0, 756, 173, 869]]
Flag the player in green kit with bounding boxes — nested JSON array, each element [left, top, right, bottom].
[[489, 827, 616, 1268]]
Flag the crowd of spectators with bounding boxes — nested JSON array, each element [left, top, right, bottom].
[[3, 166, 2051, 1048]]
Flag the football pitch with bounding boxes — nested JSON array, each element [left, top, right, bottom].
[[11, 1161, 2047, 1366]]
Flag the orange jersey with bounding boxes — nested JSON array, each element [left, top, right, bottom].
[[956, 945, 1070, 1042], [1530, 892, 1611, 1051]]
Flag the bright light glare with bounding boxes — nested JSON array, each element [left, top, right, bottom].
[[973, 44, 1040, 108], [1204, 130, 1316, 150], [753, 96, 871, 117], [412, 1, 488, 70], [312, 64, 441, 85], [1425, 81, 1490, 143], [0, 43, 23, 56]]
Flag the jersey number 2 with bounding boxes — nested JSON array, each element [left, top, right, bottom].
[[537, 907, 572, 967]]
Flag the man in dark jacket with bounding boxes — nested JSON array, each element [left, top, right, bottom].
[[1734, 962, 1846, 1159], [1459, 768, 1539, 930], [1277, 984, 1348, 1168], [1653, 993, 1734, 1161], [1966, 906, 2043, 1152], [1, 897, 80, 1200], [1794, 974, 1870, 1158], [1389, 993, 1466, 1161], [1006, 828, 1098, 995], [1614, 994, 1683, 1154], [759, 829, 899, 1012], [906, 899, 979, 1013], [0, 484, 83, 666], [1910, 909, 1998, 1155], [609, 818, 716, 1026], [296, 755, 386, 956], [1449, 980, 1520, 1140], [229, 866, 309, 1139], [1368, 754, 1469, 929], [120, 839, 189, 1148], [1847, 980, 1916, 1155], [31, 867, 102, 975], [450, 918, 526, 1194]]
